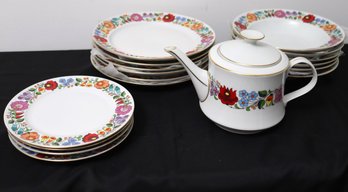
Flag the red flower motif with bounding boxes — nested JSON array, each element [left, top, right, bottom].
[[302, 14, 315, 23], [44, 81, 58, 91], [162, 14, 175, 22], [83, 133, 99, 142], [218, 86, 238, 105], [234, 21, 246, 30], [94, 35, 107, 43]]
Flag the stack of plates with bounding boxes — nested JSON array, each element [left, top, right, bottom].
[[3, 76, 135, 162], [231, 9, 345, 78], [91, 12, 215, 86]]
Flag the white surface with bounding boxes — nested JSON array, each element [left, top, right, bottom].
[[210, 42, 289, 76], [248, 18, 331, 50], [1, 0, 348, 51], [218, 34, 281, 66], [25, 87, 116, 137], [109, 22, 202, 58]]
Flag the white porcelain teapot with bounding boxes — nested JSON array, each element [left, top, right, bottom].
[[165, 30, 317, 134]]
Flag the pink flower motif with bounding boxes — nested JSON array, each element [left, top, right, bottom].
[[274, 87, 283, 103], [274, 10, 286, 18], [201, 36, 214, 43], [115, 105, 132, 115], [10, 101, 29, 111], [130, 13, 143, 22]]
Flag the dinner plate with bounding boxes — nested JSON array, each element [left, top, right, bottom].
[[4, 76, 135, 149], [290, 59, 338, 71], [91, 57, 203, 86], [8, 117, 134, 162], [93, 12, 215, 61], [93, 54, 208, 74], [232, 9, 345, 52], [289, 60, 339, 77]]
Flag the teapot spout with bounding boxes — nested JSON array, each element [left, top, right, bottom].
[[165, 46, 209, 101]]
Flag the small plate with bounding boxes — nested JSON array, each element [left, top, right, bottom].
[[8, 117, 134, 162], [4, 76, 134, 149], [290, 58, 338, 71], [93, 12, 215, 61], [232, 9, 345, 52]]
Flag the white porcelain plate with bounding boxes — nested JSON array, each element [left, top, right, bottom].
[[8, 118, 134, 162], [4, 76, 134, 149], [93, 12, 215, 60], [232, 9, 345, 51]]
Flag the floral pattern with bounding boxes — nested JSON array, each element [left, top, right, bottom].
[[233, 9, 344, 48], [94, 12, 215, 57], [4, 76, 134, 147], [209, 75, 283, 111]]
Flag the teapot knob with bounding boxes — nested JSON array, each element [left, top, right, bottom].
[[240, 30, 265, 43]]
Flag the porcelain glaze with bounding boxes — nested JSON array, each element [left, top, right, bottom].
[[165, 30, 318, 133]]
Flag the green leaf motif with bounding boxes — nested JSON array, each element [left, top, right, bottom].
[[8, 119, 14, 124], [106, 123, 113, 127], [29, 88, 36, 92], [16, 118, 24, 122], [35, 92, 41, 95], [258, 90, 267, 98], [246, 107, 250, 111], [258, 100, 265, 109], [56, 137, 62, 142], [121, 91, 126, 97], [76, 78, 82, 82]]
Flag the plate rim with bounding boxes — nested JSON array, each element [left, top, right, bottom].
[[92, 11, 216, 61], [232, 8, 345, 52], [8, 118, 134, 162]]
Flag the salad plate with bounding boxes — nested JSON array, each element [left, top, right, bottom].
[[232, 9, 345, 52], [4, 76, 135, 149], [8, 117, 134, 162], [93, 12, 215, 61], [289, 60, 339, 77], [9, 116, 133, 154]]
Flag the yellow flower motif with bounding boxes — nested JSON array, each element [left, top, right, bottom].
[[322, 24, 336, 31], [247, 13, 257, 22], [191, 23, 203, 30]]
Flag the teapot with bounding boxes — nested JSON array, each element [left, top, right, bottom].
[[165, 30, 317, 134]]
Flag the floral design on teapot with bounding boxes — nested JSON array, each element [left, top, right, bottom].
[[209, 76, 283, 111]]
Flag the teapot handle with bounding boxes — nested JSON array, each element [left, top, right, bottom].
[[283, 57, 318, 105]]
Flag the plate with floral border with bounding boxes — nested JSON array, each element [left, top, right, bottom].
[[93, 12, 215, 61], [8, 117, 134, 162], [3, 76, 135, 149], [232, 9, 345, 52]]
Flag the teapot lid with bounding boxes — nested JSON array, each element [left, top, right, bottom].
[[210, 30, 289, 76]]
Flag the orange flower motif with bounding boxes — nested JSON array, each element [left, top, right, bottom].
[[182, 22, 191, 27], [322, 24, 336, 31], [41, 135, 49, 140], [103, 127, 112, 132], [94, 80, 109, 89], [247, 13, 257, 22], [191, 23, 203, 30], [21, 132, 39, 141], [103, 21, 115, 29], [97, 130, 105, 135]]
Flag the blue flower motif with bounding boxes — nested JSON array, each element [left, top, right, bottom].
[[238, 98, 249, 108], [248, 91, 258, 101], [239, 90, 248, 98], [59, 78, 74, 87], [62, 137, 80, 146], [114, 115, 129, 124]]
